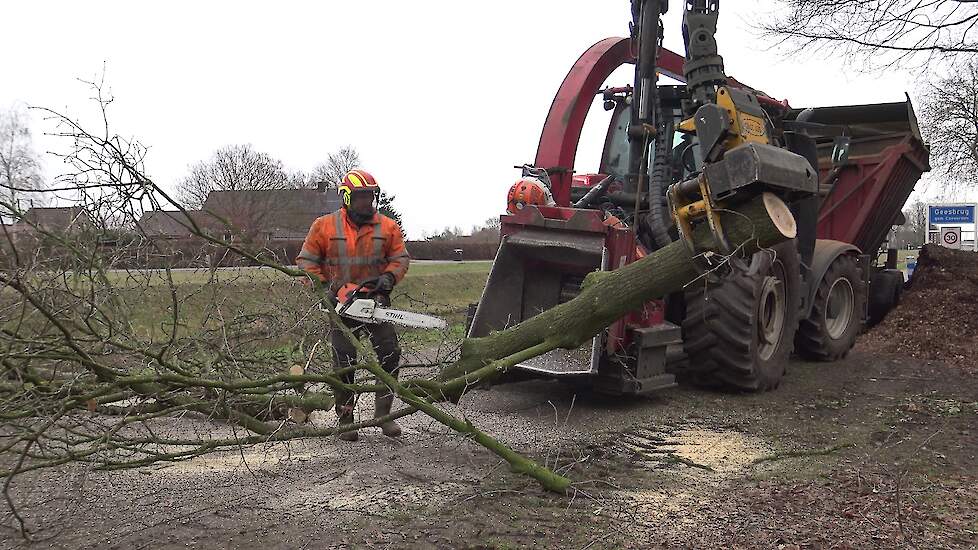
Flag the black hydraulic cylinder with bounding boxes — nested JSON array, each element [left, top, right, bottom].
[[682, 0, 725, 114]]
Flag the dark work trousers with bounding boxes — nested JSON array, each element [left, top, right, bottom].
[[330, 317, 401, 416]]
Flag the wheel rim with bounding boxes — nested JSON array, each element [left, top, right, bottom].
[[825, 277, 854, 340], [757, 272, 786, 362]]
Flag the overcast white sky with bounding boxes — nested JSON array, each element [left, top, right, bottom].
[[2, 1, 971, 237]]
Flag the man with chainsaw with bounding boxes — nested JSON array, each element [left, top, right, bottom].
[[296, 169, 410, 441]]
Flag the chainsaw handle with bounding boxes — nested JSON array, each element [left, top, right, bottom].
[[336, 279, 387, 316], [359, 278, 392, 306]]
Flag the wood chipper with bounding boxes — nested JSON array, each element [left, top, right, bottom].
[[467, 0, 929, 394]]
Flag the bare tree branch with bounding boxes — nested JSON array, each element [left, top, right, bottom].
[[761, 0, 978, 69], [0, 104, 46, 212], [309, 145, 359, 189], [921, 60, 978, 187], [176, 144, 302, 210]]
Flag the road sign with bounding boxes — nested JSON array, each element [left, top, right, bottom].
[[941, 226, 962, 249], [929, 205, 976, 224], [927, 203, 978, 251]]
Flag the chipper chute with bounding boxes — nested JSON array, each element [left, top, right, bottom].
[[468, 205, 682, 394]]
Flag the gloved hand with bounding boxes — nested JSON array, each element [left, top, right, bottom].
[[376, 272, 396, 293]]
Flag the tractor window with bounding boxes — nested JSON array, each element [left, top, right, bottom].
[[600, 99, 703, 183], [599, 102, 632, 178], [673, 133, 702, 179]]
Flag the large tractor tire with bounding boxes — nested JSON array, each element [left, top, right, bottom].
[[682, 241, 802, 391], [795, 254, 865, 361], [867, 269, 903, 327]]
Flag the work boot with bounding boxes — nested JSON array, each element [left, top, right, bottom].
[[337, 410, 359, 442], [374, 393, 402, 437]]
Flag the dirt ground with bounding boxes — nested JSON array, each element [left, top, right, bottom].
[[3, 246, 977, 549], [2, 349, 975, 550]]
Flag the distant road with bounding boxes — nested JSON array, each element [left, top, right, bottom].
[[411, 260, 493, 265], [105, 260, 493, 273]]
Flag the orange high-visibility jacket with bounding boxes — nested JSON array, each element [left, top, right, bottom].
[[296, 209, 410, 287]]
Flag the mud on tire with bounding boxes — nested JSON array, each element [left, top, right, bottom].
[[796, 254, 865, 361], [681, 241, 802, 391]]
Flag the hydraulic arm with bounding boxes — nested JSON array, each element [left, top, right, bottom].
[[681, 0, 726, 113]]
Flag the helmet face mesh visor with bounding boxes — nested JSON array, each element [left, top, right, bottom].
[[339, 170, 379, 206]]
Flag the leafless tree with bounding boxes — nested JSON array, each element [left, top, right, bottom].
[[890, 201, 928, 247], [921, 61, 978, 187], [176, 144, 302, 210], [907, 201, 928, 233], [310, 145, 360, 189], [0, 105, 45, 211], [761, 0, 978, 69], [469, 217, 502, 243]]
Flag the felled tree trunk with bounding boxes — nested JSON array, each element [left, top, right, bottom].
[[384, 193, 796, 492], [428, 192, 796, 397]]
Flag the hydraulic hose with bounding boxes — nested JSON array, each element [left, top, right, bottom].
[[573, 175, 615, 209], [631, 1, 672, 250], [645, 95, 673, 250]]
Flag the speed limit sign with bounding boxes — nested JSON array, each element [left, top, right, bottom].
[[941, 226, 962, 249]]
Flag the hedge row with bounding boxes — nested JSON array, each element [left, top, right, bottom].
[[2, 237, 500, 269], [405, 240, 498, 261]]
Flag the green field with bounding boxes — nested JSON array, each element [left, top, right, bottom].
[[104, 260, 492, 286], [98, 261, 492, 352], [391, 262, 491, 348]]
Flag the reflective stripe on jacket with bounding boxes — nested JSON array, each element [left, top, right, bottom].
[[296, 209, 409, 287]]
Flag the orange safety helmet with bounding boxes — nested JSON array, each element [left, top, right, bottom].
[[338, 169, 380, 207], [506, 177, 554, 214]]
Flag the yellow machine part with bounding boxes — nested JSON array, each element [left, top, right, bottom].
[[677, 86, 772, 148], [716, 87, 770, 146]]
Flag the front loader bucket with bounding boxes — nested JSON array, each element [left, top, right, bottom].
[[468, 207, 609, 376]]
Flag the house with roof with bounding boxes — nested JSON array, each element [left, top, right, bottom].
[[199, 188, 341, 242], [135, 210, 210, 240], [16, 206, 93, 233], [9, 207, 94, 242], [137, 188, 341, 243]]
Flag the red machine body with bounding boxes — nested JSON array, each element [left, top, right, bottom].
[[807, 112, 930, 253], [470, 33, 928, 394], [536, 39, 789, 208]]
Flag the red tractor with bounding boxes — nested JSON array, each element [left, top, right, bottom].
[[467, 0, 929, 394]]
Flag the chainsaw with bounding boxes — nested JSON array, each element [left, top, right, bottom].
[[333, 280, 448, 329]]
